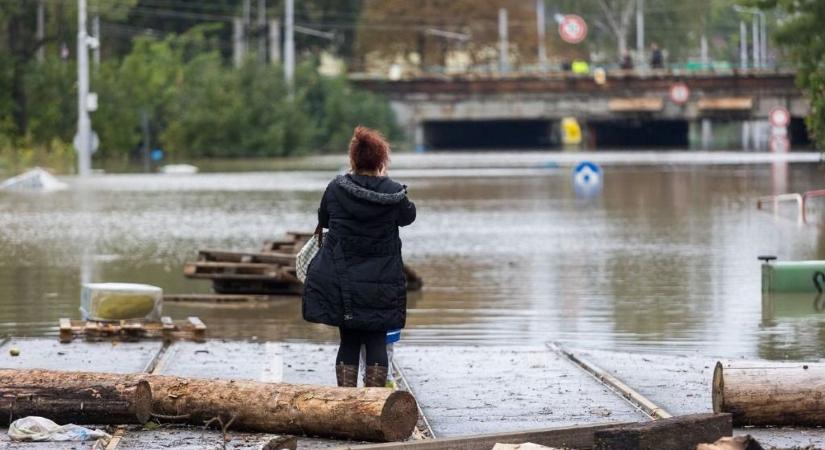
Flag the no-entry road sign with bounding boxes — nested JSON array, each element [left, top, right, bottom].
[[669, 82, 690, 105], [769, 107, 791, 128], [559, 15, 587, 44]]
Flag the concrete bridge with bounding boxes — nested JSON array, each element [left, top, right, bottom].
[[352, 70, 809, 150]]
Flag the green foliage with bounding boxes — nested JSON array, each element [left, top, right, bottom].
[[747, 0, 825, 148]]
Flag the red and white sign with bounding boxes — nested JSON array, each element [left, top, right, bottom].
[[769, 107, 791, 128], [669, 82, 690, 105], [770, 135, 790, 153], [559, 15, 587, 44]]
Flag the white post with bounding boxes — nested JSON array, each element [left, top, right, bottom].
[[536, 0, 546, 72], [760, 13, 767, 67], [92, 15, 100, 68], [636, 0, 644, 61], [36, 0, 45, 62], [701, 119, 712, 150], [498, 8, 509, 73], [739, 21, 748, 69], [76, 0, 91, 176], [284, 0, 295, 85], [233, 17, 245, 67], [269, 19, 280, 64], [752, 18, 760, 68]]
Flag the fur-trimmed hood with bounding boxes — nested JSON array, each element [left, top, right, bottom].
[[334, 174, 407, 205]]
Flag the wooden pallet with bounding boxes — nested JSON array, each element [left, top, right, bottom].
[[183, 261, 297, 282], [58, 317, 206, 343], [198, 249, 294, 266], [164, 294, 282, 303]]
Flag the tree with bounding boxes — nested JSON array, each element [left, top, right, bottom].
[[747, 0, 824, 148]]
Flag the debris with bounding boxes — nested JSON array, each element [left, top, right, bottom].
[[696, 435, 764, 450], [492, 443, 562, 450], [9, 346, 19, 356], [8, 416, 109, 442], [0, 167, 67, 192], [160, 164, 199, 174]]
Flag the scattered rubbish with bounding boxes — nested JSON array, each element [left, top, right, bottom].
[[9, 346, 19, 356], [80, 282, 162, 321], [697, 434, 764, 450], [0, 167, 67, 192], [262, 435, 298, 450], [8, 416, 110, 442], [160, 164, 198, 174]]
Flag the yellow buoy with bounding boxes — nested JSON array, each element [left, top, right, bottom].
[[561, 117, 582, 145]]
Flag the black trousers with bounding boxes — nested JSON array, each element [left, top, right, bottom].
[[336, 327, 388, 367]]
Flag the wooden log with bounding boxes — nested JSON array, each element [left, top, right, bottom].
[[713, 361, 825, 426], [0, 369, 418, 442], [331, 422, 632, 450], [145, 374, 417, 441], [0, 369, 152, 425], [593, 413, 732, 450]]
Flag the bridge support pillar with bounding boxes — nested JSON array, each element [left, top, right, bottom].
[[701, 118, 713, 150], [414, 122, 425, 153]]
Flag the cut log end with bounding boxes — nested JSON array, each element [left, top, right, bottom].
[[712, 361, 723, 414], [380, 390, 419, 441], [134, 380, 153, 424]]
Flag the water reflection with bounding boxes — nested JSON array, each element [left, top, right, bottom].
[[1, 159, 825, 358]]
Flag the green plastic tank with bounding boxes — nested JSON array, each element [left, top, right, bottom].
[[761, 258, 825, 323]]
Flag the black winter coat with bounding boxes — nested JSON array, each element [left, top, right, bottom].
[[302, 174, 416, 331]]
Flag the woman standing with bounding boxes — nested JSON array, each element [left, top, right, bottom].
[[302, 126, 416, 388]]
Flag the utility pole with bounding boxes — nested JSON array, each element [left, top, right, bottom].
[[76, 0, 92, 176], [739, 21, 748, 69], [36, 0, 45, 62], [760, 13, 767, 67], [269, 19, 281, 64], [243, 0, 251, 50], [257, 0, 267, 63], [752, 17, 760, 68], [535, 0, 546, 72], [636, 0, 644, 62], [233, 17, 245, 67], [700, 34, 708, 68], [92, 14, 100, 68], [284, 0, 295, 86], [498, 8, 509, 73]]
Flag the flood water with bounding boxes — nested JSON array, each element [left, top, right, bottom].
[[1, 153, 825, 359]]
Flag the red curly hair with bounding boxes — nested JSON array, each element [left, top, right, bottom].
[[349, 126, 390, 174]]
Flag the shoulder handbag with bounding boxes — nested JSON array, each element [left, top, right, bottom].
[[296, 224, 324, 283]]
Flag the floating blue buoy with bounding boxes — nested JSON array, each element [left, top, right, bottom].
[[150, 149, 164, 162], [573, 161, 602, 197]]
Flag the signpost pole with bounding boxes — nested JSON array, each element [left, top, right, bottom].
[[76, 0, 91, 177]]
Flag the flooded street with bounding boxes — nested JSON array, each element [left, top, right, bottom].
[[1, 153, 824, 359]]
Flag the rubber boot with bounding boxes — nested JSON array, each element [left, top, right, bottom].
[[335, 363, 358, 387], [364, 364, 388, 388]]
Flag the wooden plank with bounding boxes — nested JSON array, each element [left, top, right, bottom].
[[198, 249, 295, 266], [58, 318, 206, 343], [697, 97, 753, 111], [105, 425, 127, 450], [548, 343, 672, 420], [188, 317, 206, 342], [593, 413, 732, 450], [164, 293, 280, 303], [608, 97, 664, 112], [59, 318, 73, 343], [332, 422, 631, 450]]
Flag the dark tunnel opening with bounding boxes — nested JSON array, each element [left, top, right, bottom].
[[586, 119, 690, 148], [790, 117, 813, 148], [423, 120, 554, 150]]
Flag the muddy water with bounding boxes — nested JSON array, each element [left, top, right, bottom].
[[1, 156, 824, 359]]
